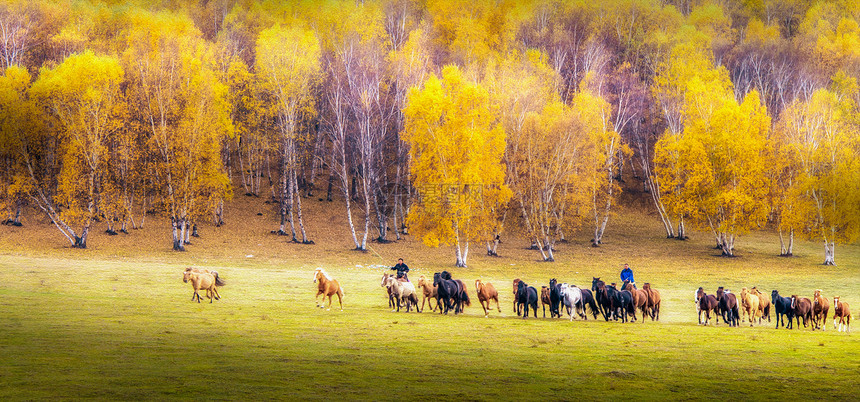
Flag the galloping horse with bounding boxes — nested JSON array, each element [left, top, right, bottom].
[[592, 278, 613, 321], [715, 287, 739, 327], [382, 274, 417, 312], [184, 267, 225, 300], [605, 284, 634, 323], [549, 279, 563, 318], [812, 290, 830, 331], [641, 283, 661, 321], [559, 283, 585, 321], [183, 269, 217, 303], [832, 296, 851, 333], [313, 268, 344, 311], [475, 279, 501, 317], [622, 280, 648, 322], [751, 287, 771, 323], [696, 287, 719, 325], [433, 272, 461, 315], [447, 272, 471, 313], [740, 287, 760, 326], [416, 275, 438, 313], [515, 280, 539, 319], [512, 278, 522, 315], [771, 289, 794, 329], [790, 295, 813, 329], [540, 286, 552, 318]]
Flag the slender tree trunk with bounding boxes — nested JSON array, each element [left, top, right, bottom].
[[823, 240, 835, 266], [677, 216, 686, 240], [172, 218, 185, 251], [292, 167, 310, 243], [779, 227, 794, 256], [12, 203, 22, 226]]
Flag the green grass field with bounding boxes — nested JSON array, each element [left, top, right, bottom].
[[0, 196, 858, 400]]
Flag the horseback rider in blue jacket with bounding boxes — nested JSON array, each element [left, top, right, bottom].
[[620, 263, 635, 284]]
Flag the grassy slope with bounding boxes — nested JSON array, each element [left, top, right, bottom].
[[0, 191, 858, 400]]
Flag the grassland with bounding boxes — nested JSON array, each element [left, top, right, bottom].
[[0, 193, 858, 400]]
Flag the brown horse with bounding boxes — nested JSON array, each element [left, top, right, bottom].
[[642, 283, 661, 321], [751, 287, 771, 323], [696, 287, 719, 325], [183, 270, 217, 303], [416, 275, 438, 312], [540, 286, 552, 318], [832, 296, 851, 333], [475, 279, 501, 317], [313, 268, 343, 311], [512, 278, 522, 315], [740, 287, 760, 326], [185, 267, 225, 300], [812, 290, 830, 331], [622, 281, 648, 322]]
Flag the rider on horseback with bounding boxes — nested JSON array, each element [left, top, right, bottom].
[[620, 263, 635, 284], [391, 258, 410, 281]]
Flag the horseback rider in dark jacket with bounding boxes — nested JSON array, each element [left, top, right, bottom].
[[391, 258, 409, 281]]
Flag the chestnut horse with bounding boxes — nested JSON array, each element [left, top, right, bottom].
[[183, 270, 217, 303], [475, 279, 501, 317], [540, 286, 553, 318], [313, 268, 343, 311], [622, 280, 648, 322], [832, 296, 851, 333], [641, 283, 661, 321], [751, 287, 771, 323], [812, 290, 830, 331], [512, 278, 522, 315], [740, 287, 760, 326], [417, 275, 438, 313]]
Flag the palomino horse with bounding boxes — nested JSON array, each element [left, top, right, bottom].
[[183, 270, 217, 303], [832, 296, 851, 333], [771, 290, 794, 329], [515, 280, 539, 319], [559, 283, 585, 321], [790, 295, 813, 329], [696, 287, 719, 326], [382, 273, 417, 312], [512, 278, 522, 315], [740, 287, 760, 326], [715, 287, 739, 327], [751, 287, 771, 323], [184, 267, 225, 300], [475, 279, 501, 317], [417, 275, 438, 313], [622, 280, 648, 322], [313, 268, 344, 311], [812, 290, 830, 331], [641, 283, 661, 321]]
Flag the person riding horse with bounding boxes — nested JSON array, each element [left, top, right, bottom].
[[620, 263, 635, 284], [391, 258, 410, 281]]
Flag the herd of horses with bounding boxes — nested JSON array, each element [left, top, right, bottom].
[[695, 286, 852, 332], [180, 266, 853, 334]]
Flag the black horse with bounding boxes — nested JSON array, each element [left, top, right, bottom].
[[605, 285, 634, 323], [715, 287, 739, 327], [592, 277, 613, 321], [549, 279, 562, 318], [772, 289, 794, 329], [579, 288, 600, 320], [516, 280, 539, 319], [433, 272, 461, 315], [453, 278, 471, 313]]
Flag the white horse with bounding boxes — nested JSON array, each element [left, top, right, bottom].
[[382, 274, 417, 312], [559, 283, 585, 321]]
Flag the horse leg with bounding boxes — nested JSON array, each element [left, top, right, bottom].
[[495, 296, 501, 313]]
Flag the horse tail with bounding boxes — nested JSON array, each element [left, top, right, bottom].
[[460, 283, 471, 306], [212, 271, 226, 287]]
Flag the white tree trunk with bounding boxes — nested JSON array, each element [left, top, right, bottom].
[[823, 241, 836, 266]]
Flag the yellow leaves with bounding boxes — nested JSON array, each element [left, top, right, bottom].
[[256, 24, 321, 126], [404, 65, 510, 248]]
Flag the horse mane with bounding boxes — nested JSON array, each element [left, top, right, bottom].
[[315, 268, 332, 281], [441, 271, 452, 280]]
